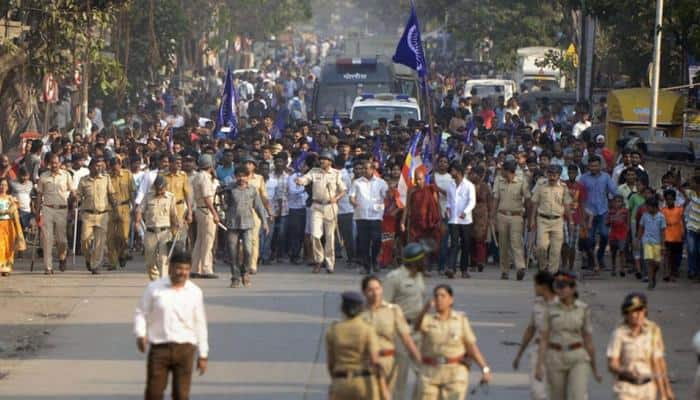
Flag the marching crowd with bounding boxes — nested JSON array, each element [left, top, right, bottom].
[[0, 37, 698, 400]]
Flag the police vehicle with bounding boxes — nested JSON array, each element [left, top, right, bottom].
[[350, 93, 421, 127]]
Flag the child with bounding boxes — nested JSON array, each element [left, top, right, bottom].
[[661, 189, 684, 281], [606, 194, 629, 277], [637, 197, 666, 289], [630, 186, 654, 279]]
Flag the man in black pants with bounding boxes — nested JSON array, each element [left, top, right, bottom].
[[349, 159, 388, 274], [446, 162, 476, 279]]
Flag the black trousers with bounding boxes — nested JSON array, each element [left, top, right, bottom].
[[145, 343, 195, 400], [287, 208, 306, 261], [356, 219, 382, 273], [337, 213, 355, 261], [448, 223, 473, 272]]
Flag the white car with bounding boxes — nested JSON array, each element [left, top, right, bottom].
[[350, 93, 421, 126], [463, 79, 517, 102]]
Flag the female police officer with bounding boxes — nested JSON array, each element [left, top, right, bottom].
[[413, 284, 492, 399], [606, 293, 674, 400], [326, 291, 387, 400], [536, 272, 602, 400]]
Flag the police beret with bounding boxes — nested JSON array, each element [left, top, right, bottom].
[[198, 154, 214, 169], [402, 242, 426, 263], [241, 155, 258, 165], [341, 291, 364, 306], [621, 292, 647, 314], [547, 164, 562, 174]]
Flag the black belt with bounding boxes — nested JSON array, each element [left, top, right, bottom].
[[313, 200, 332, 205], [618, 375, 652, 385], [146, 227, 170, 233], [45, 204, 68, 209], [84, 210, 108, 214], [176, 200, 185, 205], [538, 213, 561, 220], [119, 200, 130, 206], [332, 370, 372, 379]]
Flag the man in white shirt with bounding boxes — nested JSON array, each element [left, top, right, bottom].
[[135, 155, 161, 206], [287, 162, 309, 264], [134, 251, 208, 399], [445, 162, 476, 278], [432, 155, 454, 273], [337, 162, 356, 265], [572, 110, 592, 138], [349, 159, 388, 274]]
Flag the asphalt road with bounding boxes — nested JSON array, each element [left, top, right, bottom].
[[0, 256, 698, 399]]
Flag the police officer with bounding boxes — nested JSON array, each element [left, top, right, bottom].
[[383, 242, 428, 400], [242, 155, 270, 273], [36, 153, 73, 274], [606, 293, 674, 400], [536, 272, 602, 400], [135, 176, 179, 280], [108, 156, 134, 269], [530, 164, 572, 273], [295, 151, 346, 273], [361, 275, 421, 395], [413, 284, 492, 399], [493, 159, 531, 280], [77, 157, 117, 274], [191, 155, 221, 278], [162, 154, 193, 231], [326, 291, 385, 400]]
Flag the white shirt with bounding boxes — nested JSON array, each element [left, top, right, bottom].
[[349, 175, 388, 221], [287, 172, 308, 209], [135, 169, 159, 205], [338, 169, 354, 214], [133, 277, 209, 358], [572, 120, 591, 138], [70, 167, 90, 191], [446, 178, 476, 225], [433, 172, 454, 218]]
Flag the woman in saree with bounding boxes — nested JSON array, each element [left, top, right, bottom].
[[0, 177, 25, 276]]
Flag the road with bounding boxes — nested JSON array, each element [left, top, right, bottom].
[[0, 255, 698, 399]]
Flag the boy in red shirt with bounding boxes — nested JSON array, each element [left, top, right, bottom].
[[661, 189, 684, 281], [607, 195, 629, 276]]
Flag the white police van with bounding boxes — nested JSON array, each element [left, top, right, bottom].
[[350, 93, 421, 126]]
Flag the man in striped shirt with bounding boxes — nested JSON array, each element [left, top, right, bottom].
[[682, 175, 700, 280]]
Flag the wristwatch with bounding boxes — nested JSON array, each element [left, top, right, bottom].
[[482, 366, 491, 374]]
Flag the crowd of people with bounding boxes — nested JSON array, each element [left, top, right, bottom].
[[0, 36, 698, 400]]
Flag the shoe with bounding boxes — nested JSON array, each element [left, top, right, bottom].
[[326, 267, 334, 274], [648, 278, 656, 289], [119, 256, 127, 268], [312, 264, 321, 274], [516, 269, 525, 281], [190, 272, 201, 279], [59, 259, 67, 272], [202, 273, 219, 279], [662, 276, 670, 282], [85, 262, 91, 272], [230, 279, 242, 288], [44, 269, 54, 275], [242, 274, 251, 287], [91, 269, 100, 275], [445, 270, 456, 279], [477, 264, 484, 272], [461, 271, 471, 279], [642, 277, 649, 283], [619, 270, 626, 277], [635, 272, 643, 280], [500, 272, 509, 280]]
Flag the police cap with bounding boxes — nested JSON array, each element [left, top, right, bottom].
[[621, 292, 647, 314], [547, 164, 562, 174], [341, 291, 364, 306], [319, 151, 334, 161], [402, 242, 426, 263]]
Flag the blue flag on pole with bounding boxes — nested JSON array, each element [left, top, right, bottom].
[[215, 68, 238, 140], [464, 118, 477, 145], [332, 110, 343, 130], [392, 3, 428, 78]]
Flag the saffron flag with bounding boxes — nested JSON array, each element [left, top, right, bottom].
[[398, 132, 427, 207]]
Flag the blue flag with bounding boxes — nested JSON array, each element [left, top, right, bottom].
[[332, 110, 343, 130], [271, 108, 287, 140], [292, 151, 309, 172], [372, 136, 384, 169], [215, 68, 238, 140], [392, 3, 428, 78], [464, 118, 477, 145]]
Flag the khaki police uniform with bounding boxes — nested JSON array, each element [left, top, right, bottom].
[[532, 181, 572, 272], [542, 298, 593, 400], [493, 174, 530, 274], [162, 170, 191, 226], [384, 265, 426, 399], [606, 320, 664, 400], [37, 170, 73, 272], [529, 297, 553, 400], [247, 173, 268, 273], [139, 191, 178, 280], [77, 173, 115, 268], [108, 168, 134, 266], [297, 167, 346, 271], [414, 311, 476, 400], [191, 171, 217, 275], [361, 301, 411, 392], [326, 316, 381, 400]]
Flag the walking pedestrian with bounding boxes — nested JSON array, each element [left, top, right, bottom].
[[36, 153, 73, 274], [579, 155, 617, 271], [606, 293, 674, 400], [536, 272, 602, 400], [469, 165, 491, 273], [134, 250, 209, 400], [326, 291, 386, 400], [413, 284, 492, 399], [242, 155, 269, 273], [350, 159, 388, 274], [493, 160, 530, 280], [295, 150, 346, 273], [445, 161, 476, 278], [636, 197, 666, 289], [191, 155, 221, 278], [361, 275, 421, 394], [0, 178, 25, 276], [512, 270, 557, 400], [107, 156, 134, 269]]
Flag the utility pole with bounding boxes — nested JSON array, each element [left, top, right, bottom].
[[80, 0, 91, 138], [648, 0, 663, 137]]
